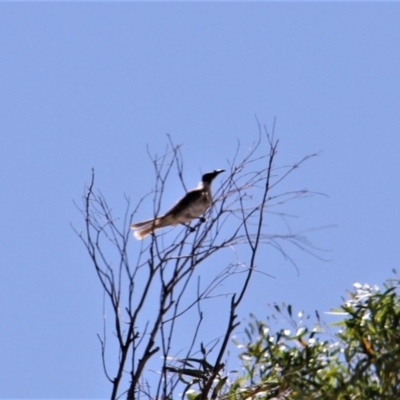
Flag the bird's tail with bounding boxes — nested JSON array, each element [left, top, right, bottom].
[[133, 224, 155, 240], [130, 218, 163, 240], [130, 218, 156, 229]]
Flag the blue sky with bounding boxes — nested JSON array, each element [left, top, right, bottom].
[[1, 3, 400, 399]]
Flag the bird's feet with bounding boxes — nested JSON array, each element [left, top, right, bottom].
[[181, 217, 206, 233], [181, 223, 196, 232]]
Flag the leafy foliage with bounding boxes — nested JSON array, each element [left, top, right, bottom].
[[178, 276, 400, 399]]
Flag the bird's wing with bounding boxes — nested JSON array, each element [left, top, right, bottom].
[[132, 189, 205, 229], [163, 189, 205, 217]]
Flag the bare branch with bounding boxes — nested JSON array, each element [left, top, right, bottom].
[[75, 122, 324, 399]]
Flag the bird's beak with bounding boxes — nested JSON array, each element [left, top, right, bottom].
[[215, 169, 225, 175]]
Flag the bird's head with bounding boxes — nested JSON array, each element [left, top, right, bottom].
[[201, 169, 225, 184]]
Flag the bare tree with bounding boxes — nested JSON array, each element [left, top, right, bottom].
[[74, 121, 321, 400]]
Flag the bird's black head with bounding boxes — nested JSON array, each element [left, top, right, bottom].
[[201, 169, 225, 183]]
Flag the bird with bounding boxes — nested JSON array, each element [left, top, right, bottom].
[[130, 169, 225, 240]]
